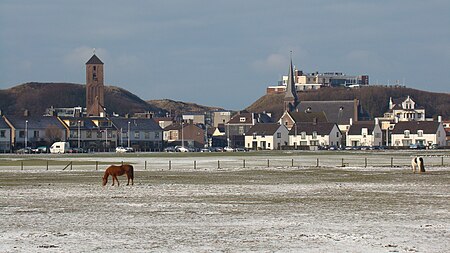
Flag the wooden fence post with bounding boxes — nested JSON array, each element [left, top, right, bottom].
[[391, 157, 393, 167], [365, 158, 367, 168], [47, 160, 49, 170], [194, 160, 196, 170], [96, 161, 98, 170], [292, 159, 294, 167], [21, 161, 23, 170], [316, 158, 319, 167], [341, 158, 344, 167], [218, 160, 220, 169], [267, 159, 270, 168], [169, 160, 171, 170], [243, 159, 245, 168], [145, 161, 147, 170]]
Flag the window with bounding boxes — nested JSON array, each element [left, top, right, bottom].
[[0, 130, 5, 138], [336, 131, 339, 137], [86, 131, 92, 138], [417, 130, 423, 137], [312, 131, 317, 139], [404, 130, 410, 138], [277, 132, 281, 138], [134, 131, 140, 139], [144, 132, 150, 139], [19, 131, 25, 138], [240, 117, 246, 122], [268, 143, 271, 148], [253, 133, 257, 139], [238, 126, 244, 135], [33, 131, 39, 138], [301, 132, 306, 139], [97, 131, 102, 138], [155, 132, 160, 139]]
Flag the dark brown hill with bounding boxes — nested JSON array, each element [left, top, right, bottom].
[[246, 86, 450, 120], [0, 82, 160, 116], [147, 99, 224, 116]]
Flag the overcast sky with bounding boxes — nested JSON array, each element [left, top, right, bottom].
[[1, 0, 449, 110]]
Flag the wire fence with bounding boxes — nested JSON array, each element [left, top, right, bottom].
[[1, 155, 449, 171]]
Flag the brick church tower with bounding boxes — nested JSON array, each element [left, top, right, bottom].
[[86, 54, 106, 117]]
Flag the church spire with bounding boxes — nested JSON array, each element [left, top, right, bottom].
[[284, 52, 299, 112]]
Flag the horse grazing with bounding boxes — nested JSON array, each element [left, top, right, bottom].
[[102, 164, 134, 186], [411, 156, 425, 173]]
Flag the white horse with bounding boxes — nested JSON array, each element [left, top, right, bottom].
[[411, 156, 425, 173]]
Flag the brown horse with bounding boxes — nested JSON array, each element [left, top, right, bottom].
[[102, 164, 134, 186]]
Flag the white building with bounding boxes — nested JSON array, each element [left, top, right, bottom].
[[0, 117, 11, 152], [244, 123, 289, 150], [346, 119, 383, 147], [289, 122, 342, 147], [391, 121, 446, 147]]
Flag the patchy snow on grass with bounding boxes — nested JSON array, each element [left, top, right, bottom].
[[0, 154, 449, 252]]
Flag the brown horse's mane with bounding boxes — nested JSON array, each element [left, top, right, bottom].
[[103, 164, 134, 186]]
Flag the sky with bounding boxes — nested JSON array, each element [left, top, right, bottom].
[[1, 0, 449, 110]]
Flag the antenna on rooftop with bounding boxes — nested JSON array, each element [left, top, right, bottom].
[[93, 48, 96, 55]]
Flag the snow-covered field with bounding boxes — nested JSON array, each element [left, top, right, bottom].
[[0, 153, 449, 252]]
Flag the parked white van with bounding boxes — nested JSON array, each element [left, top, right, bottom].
[[50, 142, 70, 154]]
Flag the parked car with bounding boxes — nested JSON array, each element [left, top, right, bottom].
[[175, 146, 189, 152], [31, 146, 48, 153], [164, 146, 176, 152], [16, 147, 32, 154], [116, 146, 134, 153], [68, 147, 86, 153], [234, 148, 247, 152], [223, 146, 234, 152]]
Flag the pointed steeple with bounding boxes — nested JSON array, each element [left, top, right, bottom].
[[86, 54, 104, 65], [284, 52, 299, 112]]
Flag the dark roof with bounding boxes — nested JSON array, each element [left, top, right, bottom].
[[228, 112, 272, 125], [228, 112, 253, 124], [0, 117, 10, 129], [111, 118, 162, 131], [86, 54, 104, 65], [392, 121, 441, 134], [296, 100, 358, 125], [347, 121, 378, 135], [288, 111, 328, 123], [289, 122, 338, 135], [245, 123, 282, 136], [5, 116, 66, 130]]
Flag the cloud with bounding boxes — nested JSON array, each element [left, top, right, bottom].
[[252, 53, 287, 71]]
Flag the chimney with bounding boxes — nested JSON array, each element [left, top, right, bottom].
[[349, 118, 353, 126], [24, 110, 29, 117], [438, 116, 442, 122], [0, 109, 3, 116], [395, 116, 399, 123], [375, 118, 379, 125], [313, 117, 317, 125]]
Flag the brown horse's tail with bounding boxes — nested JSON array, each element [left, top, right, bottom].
[[129, 165, 134, 180]]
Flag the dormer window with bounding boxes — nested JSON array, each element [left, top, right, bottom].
[[240, 117, 246, 122], [404, 130, 410, 138], [417, 130, 423, 137]]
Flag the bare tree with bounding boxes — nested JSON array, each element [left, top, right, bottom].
[[45, 125, 63, 145]]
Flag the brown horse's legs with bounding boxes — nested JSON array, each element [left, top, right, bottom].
[[114, 175, 120, 186]]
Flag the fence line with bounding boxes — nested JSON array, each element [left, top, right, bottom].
[[1, 156, 448, 171]]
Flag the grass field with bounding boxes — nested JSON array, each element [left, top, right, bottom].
[[0, 151, 449, 252]]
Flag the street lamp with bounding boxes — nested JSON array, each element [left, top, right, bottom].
[[127, 121, 130, 148], [77, 120, 81, 149], [25, 120, 28, 149], [105, 127, 108, 152], [181, 121, 184, 148]]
